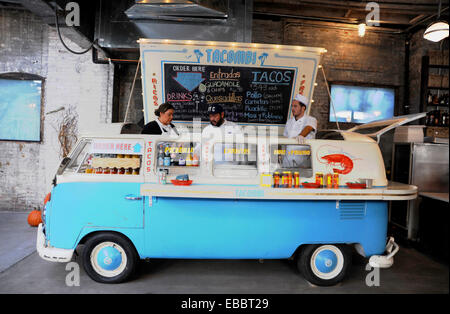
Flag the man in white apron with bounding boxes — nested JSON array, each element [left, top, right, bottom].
[[283, 94, 317, 144]]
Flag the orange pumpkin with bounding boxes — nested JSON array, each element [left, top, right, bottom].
[[27, 210, 42, 227]]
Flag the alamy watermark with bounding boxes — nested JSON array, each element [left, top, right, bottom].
[[64, 2, 80, 27], [365, 2, 380, 27], [365, 263, 381, 287], [65, 261, 80, 287]]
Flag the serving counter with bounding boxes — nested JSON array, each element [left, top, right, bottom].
[[141, 181, 417, 201]]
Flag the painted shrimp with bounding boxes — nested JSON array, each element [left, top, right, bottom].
[[320, 154, 354, 175]]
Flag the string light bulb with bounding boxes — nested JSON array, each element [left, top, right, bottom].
[[358, 23, 366, 37]]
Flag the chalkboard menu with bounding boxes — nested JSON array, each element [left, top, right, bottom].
[[163, 63, 296, 124]]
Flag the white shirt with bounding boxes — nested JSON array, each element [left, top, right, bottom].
[[283, 115, 317, 139], [202, 119, 242, 140], [156, 118, 179, 136], [201, 120, 243, 163]]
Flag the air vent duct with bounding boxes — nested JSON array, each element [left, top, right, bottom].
[[125, 0, 228, 23], [95, 0, 252, 48]]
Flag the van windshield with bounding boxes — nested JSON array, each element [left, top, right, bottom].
[[64, 139, 92, 173], [347, 113, 427, 138], [270, 144, 313, 178]]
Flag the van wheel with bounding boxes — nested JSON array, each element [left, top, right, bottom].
[[82, 233, 138, 284], [297, 244, 351, 286]]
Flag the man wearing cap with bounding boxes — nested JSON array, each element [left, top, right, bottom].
[[202, 104, 242, 139], [283, 94, 317, 144]]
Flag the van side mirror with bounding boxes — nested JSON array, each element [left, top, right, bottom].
[[56, 157, 71, 176]]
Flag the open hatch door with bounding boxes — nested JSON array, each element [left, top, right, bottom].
[[347, 113, 427, 142]]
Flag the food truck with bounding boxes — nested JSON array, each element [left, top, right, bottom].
[[36, 39, 420, 286]]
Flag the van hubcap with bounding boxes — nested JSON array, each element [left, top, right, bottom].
[[91, 242, 127, 277], [310, 245, 344, 280]]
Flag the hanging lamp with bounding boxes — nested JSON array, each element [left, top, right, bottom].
[[423, 0, 449, 42]]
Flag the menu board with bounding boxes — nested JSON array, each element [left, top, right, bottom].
[[164, 63, 295, 124], [140, 39, 325, 126]]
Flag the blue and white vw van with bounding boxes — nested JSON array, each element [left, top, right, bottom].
[[37, 115, 421, 286]]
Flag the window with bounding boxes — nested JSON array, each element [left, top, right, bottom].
[[65, 140, 91, 173], [64, 139, 143, 175], [155, 141, 200, 168], [270, 144, 313, 177], [0, 77, 43, 141], [213, 143, 258, 177]]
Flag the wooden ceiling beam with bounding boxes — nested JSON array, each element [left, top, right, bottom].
[[254, 0, 442, 15]]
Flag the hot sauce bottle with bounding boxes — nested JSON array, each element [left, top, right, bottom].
[[294, 172, 300, 188], [315, 172, 324, 188], [332, 173, 339, 188], [326, 173, 333, 188], [273, 172, 280, 188], [287, 171, 293, 188]]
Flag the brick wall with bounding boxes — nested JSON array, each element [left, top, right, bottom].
[[0, 8, 113, 211], [409, 29, 449, 114], [0, 8, 49, 212]]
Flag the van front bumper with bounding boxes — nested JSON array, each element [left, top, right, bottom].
[[36, 223, 74, 262]]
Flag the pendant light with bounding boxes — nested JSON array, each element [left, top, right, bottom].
[[358, 23, 366, 37], [423, 0, 449, 42]]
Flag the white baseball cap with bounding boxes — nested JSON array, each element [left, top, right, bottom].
[[294, 94, 308, 106]]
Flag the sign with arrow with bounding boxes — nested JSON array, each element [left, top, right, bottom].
[[173, 72, 205, 92]]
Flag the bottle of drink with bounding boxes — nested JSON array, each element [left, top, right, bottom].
[[429, 111, 435, 126], [442, 111, 449, 127], [178, 155, 186, 166], [439, 95, 445, 106], [158, 145, 164, 166], [427, 92, 433, 105], [186, 154, 192, 166], [170, 145, 177, 166], [426, 111, 432, 126], [434, 110, 441, 126], [192, 154, 199, 167], [158, 154, 164, 166]]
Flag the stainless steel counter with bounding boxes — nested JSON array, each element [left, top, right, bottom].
[[419, 192, 449, 203], [390, 142, 449, 240]]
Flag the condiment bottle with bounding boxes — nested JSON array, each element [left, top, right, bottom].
[[332, 173, 339, 188], [294, 172, 300, 188], [273, 172, 280, 188], [315, 172, 323, 187], [192, 154, 199, 167], [326, 173, 333, 188], [186, 154, 192, 166], [179, 156, 186, 166], [287, 171, 292, 188]]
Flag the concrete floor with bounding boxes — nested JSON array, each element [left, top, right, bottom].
[[0, 212, 37, 273], [0, 212, 448, 294]]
